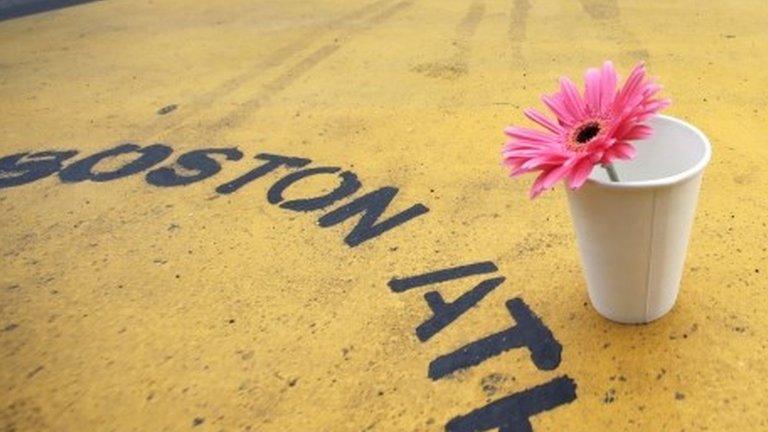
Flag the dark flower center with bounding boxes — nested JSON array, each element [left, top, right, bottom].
[[575, 122, 601, 144]]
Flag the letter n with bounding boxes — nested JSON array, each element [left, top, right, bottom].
[[317, 187, 428, 247]]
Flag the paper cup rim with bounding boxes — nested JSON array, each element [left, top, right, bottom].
[[586, 114, 712, 189]]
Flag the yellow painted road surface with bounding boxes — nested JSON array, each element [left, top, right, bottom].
[[1, 0, 768, 431]]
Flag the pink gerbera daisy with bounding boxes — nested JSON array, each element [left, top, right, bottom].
[[502, 61, 670, 198]]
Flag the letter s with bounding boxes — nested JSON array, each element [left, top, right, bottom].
[[145, 148, 244, 187]]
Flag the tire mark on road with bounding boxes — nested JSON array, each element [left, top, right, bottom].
[[508, 0, 530, 45], [457, 1, 486, 42], [508, 0, 531, 64], [579, 0, 618, 19], [212, 43, 341, 129], [577, 0, 650, 62], [139, 0, 394, 138], [212, 0, 416, 129], [411, 1, 486, 80], [366, 0, 414, 25]]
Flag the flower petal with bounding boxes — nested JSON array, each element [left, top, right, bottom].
[[504, 126, 560, 144], [614, 62, 646, 112], [523, 108, 563, 134], [541, 161, 574, 189], [599, 61, 618, 115], [612, 142, 637, 160], [541, 94, 577, 126], [623, 124, 652, 140], [583, 67, 602, 115], [520, 154, 568, 170], [529, 170, 550, 199], [558, 77, 587, 120], [567, 158, 595, 189]]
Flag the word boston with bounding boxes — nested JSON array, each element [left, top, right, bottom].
[[0, 143, 579, 430], [0, 145, 429, 247]]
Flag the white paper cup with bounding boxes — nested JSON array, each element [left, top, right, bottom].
[[566, 115, 712, 323]]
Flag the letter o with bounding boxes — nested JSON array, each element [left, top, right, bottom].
[[59, 143, 172, 183], [267, 167, 361, 212]]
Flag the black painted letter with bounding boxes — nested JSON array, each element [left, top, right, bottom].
[[215, 153, 311, 194], [0, 150, 78, 188], [388, 262, 503, 342], [146, 148, 244, 187], [266, 167, 361, 211], [445, 376, 577, 432], [59, 143, 172, 182], [416, 277, 505, 342], [429, 298, 562, 380], [389, 261, 499, 293], [317, 187, 429, 247]]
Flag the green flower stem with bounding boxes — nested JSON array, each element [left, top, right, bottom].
[[603, 164, 620, 182]]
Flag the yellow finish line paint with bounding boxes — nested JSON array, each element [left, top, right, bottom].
[[2, 0, 767, 431]]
